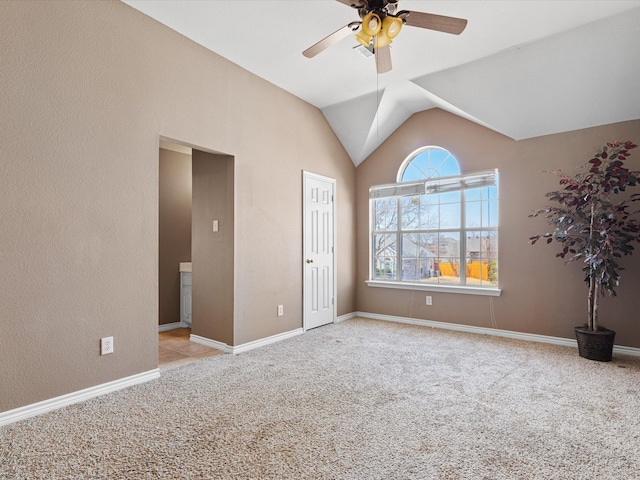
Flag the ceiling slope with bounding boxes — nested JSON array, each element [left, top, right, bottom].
[[121, 1, 640, 166]]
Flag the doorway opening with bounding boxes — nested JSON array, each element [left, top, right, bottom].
[[158, 139, 235, 368], [159, 141, 192, 332]]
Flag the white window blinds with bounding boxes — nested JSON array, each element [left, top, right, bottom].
[[370, 169, 497, 199]]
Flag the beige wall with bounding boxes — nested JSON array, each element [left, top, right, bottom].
[[159, 148, 192, 326], [2, 0, 637, 416], [191, 151, 235, 345], [356, 109, 640, 348], [0, 1, 356, 413]]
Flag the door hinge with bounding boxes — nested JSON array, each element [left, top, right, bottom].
[[332, 298, 335, 305]]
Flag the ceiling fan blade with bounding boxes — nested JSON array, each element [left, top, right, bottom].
[[303, 22, 360, 58], [375, 45, 392, 74], [401, 11, 468, 35]]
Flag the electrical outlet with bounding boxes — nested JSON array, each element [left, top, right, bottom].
[[426, 296, 433, 306], [277, 305, 284, 317], [101, 336, 114, 355]]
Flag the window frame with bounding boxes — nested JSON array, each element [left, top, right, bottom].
[[367, 151, 501, 297]]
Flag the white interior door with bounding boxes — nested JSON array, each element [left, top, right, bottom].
[[303, 171, 335, 331]]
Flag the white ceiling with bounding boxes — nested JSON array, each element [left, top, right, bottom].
[[122, 0, 640, 166]]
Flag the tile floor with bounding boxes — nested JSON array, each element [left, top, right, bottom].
[[158, 327, 224, 371]]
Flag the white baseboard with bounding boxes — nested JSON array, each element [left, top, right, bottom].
[[191, 327, 304, 355], [355, 311, 640, 357], [7, 313, 635, 428], [613, 344, 640, 357], [158, 322, 190, 332], [0, 369, 160, 427], [190, 334, 232, 353], [336, 312, 357, 323], [3, 326, 306, 426]]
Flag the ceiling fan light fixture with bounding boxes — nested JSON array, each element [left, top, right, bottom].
[[361, 12, 381, 36], [355, 29, 373, 47], [374, 15, 403, 48], [382, 15, 403, 39]]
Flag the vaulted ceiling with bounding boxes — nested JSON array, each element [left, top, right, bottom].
[[122, 0, 640, 166]]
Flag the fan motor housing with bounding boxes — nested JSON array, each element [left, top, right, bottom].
[[358, 0, 397, 19]]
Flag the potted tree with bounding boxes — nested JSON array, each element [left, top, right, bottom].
[[529, 140, 640, 361]]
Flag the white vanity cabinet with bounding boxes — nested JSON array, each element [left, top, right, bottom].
[[179, 263, 192, 327]]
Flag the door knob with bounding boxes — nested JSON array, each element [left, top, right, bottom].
[[306, 259, 314, 264]]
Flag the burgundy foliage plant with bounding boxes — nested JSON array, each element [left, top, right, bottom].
[[529, 141, 640, 332]]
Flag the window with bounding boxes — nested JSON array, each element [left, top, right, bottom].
[[369, 146, 499, 295]]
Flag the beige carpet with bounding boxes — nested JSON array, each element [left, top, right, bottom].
[[1, 318, 639, 479]]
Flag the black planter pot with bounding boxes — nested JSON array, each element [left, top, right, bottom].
[[574, 326, 616, 362]]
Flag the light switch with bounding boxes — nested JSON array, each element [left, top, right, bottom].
[[213, 220, 219, 232]]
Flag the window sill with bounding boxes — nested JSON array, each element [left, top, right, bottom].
[[366, 280, 502, 297]]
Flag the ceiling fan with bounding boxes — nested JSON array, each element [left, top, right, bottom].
[[303, 0, 467, 74]]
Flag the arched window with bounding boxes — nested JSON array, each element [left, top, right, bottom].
[[397, 146, 460, 182], [369, 146, 500, 294]]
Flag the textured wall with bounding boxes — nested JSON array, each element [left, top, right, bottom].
[[0, 1, 356, 413], [356, 109, 640, 347], [191, 151, 234, 346]]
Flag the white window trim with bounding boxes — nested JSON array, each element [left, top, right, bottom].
[[369, 167, 499, 293]]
